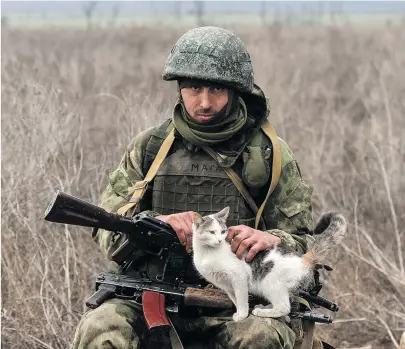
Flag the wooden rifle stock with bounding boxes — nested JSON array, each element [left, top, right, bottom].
[[183, 287, 234, 309]]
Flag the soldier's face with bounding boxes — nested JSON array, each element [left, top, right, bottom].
[[181, 86, 229, 124]]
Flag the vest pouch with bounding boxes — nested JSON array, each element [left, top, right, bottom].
[[109, 169, 150, 216], [278, 180, 314, 232], [242, 145, 271, 188], [109, 168, 135, 200]]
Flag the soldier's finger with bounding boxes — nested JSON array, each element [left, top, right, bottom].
[[178, 217, 193, 253], [235, 238, 255, 259], [181, 213, 194, 234], [169, 218, 186, 246], [245, 244, 261, 262], [226, 226, 243, 242], [231, 227, 251, 242], [185, 213, 197, 253], [185, 233, 193, 254], [185, 211, 197, 226], [177, 217, 193, 252], [177, 215, 193, 236], [231, 232, 249, 253]]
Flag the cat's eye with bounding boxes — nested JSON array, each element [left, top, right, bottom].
[[209, 231, 216, 234], [221, 230, 227, 234]]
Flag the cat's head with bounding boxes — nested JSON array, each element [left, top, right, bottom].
[[192, 207, 230, 247]]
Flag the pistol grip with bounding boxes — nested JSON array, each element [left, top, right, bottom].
[[85, 285, 116, 309]]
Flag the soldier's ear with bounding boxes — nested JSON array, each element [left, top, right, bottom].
[[217, 207, 230, 221]]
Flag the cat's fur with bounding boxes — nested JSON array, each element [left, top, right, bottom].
[[191, 207, 347, 322]]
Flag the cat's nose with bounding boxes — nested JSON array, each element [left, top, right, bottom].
[[218, 239, 222, 244]]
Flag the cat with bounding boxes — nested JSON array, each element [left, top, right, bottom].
[[191, 207, 347, 322]]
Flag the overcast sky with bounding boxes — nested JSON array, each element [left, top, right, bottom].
[[2, 1, 405, 17]]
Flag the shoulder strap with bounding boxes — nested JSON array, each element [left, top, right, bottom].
[[255, 120, 281, 229], [143, 119, 173, 175], [117, 124, 175, 216]]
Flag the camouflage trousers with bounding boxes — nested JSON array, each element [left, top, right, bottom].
[[72, 298, 296, 349]]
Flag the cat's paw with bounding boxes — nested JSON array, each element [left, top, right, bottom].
[[252, 308, 264, 317], [232, 311, 248, 322], [252, 308, 274, 317], [253, 304, 272, 310], [252, 308, 288, 318]]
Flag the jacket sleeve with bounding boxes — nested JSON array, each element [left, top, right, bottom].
[[262, 138, 315, 254], [92, 126, 160, 261]]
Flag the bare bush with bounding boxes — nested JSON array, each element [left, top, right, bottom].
[[2, 24, 404, 348]]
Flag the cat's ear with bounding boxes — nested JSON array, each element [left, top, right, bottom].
[[216, 206, 230, 221], [192, 212, 203, 225]]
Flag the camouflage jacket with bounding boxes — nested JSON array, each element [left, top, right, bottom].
[[93, 122, 315, 266]]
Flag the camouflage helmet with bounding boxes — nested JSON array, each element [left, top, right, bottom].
[[162, 26, 254, 93]]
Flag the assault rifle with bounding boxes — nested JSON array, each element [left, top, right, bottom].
[[85, 271, 335, 323], [44, 191, 339, 345]]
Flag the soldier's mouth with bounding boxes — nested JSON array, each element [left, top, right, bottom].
[[195, 114, 213, 121]]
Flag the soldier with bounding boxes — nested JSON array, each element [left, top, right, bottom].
[[73, 27, 317, 349]]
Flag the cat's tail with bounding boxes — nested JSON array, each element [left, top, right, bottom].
[[302, 212, 347, 268]]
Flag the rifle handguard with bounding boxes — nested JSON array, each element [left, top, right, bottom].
[[184, 287, 234, 309]]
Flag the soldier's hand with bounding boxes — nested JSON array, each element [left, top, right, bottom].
[[156, 211, 195, 254], [226, 225, 281, 262]]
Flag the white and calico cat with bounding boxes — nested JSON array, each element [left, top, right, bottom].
[[191, 207, 347, 322]]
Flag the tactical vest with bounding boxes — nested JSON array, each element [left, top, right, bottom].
[[151, 144, 256, 227], [117, 119, 282, 229], [131, 119, 282, 231]]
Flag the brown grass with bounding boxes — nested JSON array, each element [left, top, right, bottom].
[[1, 24, 404, 349]]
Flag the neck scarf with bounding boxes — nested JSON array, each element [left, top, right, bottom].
[[173, 97, 258, 167], [173, 97, 248, 147]]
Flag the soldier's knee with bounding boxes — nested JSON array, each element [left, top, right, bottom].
[[73, 300, 143, 349], [226, 316, 295, 349]]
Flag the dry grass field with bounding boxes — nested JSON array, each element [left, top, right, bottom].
[[1, 23, 405, 349]]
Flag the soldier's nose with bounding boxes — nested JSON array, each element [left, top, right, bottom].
[[200, 89, 211, 110]]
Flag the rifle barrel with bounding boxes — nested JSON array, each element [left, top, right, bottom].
[[44, 190, 135, 233]]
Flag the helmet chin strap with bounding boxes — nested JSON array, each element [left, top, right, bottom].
[[224, 89, 239, 117]]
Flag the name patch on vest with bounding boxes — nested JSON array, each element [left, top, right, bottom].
[[157, 148, 228, 178], [191, 163, 223, 173]]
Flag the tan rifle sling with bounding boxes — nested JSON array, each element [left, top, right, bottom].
[[117, 120, 281, 228], [117, 127, 175, 216], [255, 120, 281, 229]]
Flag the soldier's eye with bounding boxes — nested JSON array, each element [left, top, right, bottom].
[[211, 86, 226, 93]]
